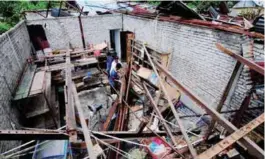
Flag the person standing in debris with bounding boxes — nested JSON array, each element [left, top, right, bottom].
[[106, 50, 113, 76], [109, 63, 122, 94], [110, 56, 121, 74]]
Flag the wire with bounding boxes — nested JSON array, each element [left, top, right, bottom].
[[2, 126, 66, 157], [91, 134, 130, 159], [151, 113, 201, 137], [90, 130, 148, 147]]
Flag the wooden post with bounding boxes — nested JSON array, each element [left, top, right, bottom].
[[78, 7, 86, 49]]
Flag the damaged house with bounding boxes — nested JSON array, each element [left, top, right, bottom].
[[0, 1, 264, 159]]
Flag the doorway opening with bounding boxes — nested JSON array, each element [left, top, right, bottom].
[[109, 29, 121, 59], [27, 25, 49, 51]]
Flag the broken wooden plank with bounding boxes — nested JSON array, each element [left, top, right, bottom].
[[29, 70, 46, 96], [102, 100, 119, 131], [216, 43, 264, 75], [43, 57, 98, 72], [0, 129, 68, 140], [72, 84, 96, 159], [65, 50, 77, 141], [197, 113, 264, 159]]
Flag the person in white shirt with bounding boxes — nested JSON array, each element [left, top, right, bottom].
[[110, 56, 121, 73]]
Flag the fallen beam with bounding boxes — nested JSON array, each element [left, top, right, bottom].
[[0, 130, 68, 140], [197, 113, 264, 159], [216, 43, 264, 75], [102, 100, 119, 131], [154, 61, 264, 159], [92, 131, 181, 140], [65, 50, 77, 142], [72, 84, 96, 159]]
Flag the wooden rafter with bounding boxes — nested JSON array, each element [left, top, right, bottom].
[[216, 43, 264, 75]]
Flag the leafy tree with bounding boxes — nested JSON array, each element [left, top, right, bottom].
[[0, 22, 11, 34], [185, 1, 238, 13], [0, 1, 59, 32]]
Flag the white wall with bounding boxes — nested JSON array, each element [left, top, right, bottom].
[[27, 14, 123, 50]]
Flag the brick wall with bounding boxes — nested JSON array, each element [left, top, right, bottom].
[[123, 15, 264, 122], [0, 21, 31, 152], [123, 15, 242, 107], [221, 38, 264, 122], [26, 14, 122, 50]]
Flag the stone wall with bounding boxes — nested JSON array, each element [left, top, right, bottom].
[[0, 21, 31, 152], [26, 14, 122, 50], [123, 15, 264, 122]]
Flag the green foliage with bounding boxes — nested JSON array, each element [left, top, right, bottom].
[[0, 22, 11, 34], [239, 8, 263, 20], [185, 1, 221, 13], [147, 1, 160, 6], [0, 1, 59, 33], [185, 1, 238, 13]]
